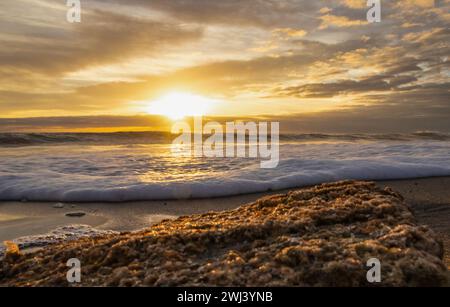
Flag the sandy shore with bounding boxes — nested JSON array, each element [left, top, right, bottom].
[[1, 181, 447, 287], [376, 177, 450, 267], [1, 177, 449, 267]]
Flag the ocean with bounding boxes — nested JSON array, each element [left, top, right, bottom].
[[1, 131, 450, 202]]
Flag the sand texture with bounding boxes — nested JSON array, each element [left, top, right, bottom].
[[0, 181, 447, 287]]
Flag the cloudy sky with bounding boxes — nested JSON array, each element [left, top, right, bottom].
[[0, 0, 449, 132]]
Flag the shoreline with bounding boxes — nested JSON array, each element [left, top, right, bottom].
[[2, 174, 450, 204], [1, 176, 449, 267]]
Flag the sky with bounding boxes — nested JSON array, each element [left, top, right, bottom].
[[0, 0, 449, 132]]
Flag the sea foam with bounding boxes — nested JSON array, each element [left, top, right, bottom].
[[0, 135, 449, 202]]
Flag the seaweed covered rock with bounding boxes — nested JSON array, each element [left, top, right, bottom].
[[0, 181, 447, 286]]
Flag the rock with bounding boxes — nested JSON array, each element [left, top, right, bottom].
[[65, 212, 86, 217], [0, 181, 448, 287], [53, 203, 64, 209]]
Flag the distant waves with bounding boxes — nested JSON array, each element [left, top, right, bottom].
[[1, 131, 449, 146]]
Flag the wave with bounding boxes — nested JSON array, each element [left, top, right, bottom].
[[1, 131, 450, 146], [1, 160, 449, 202], [0, 131, 176, 146], [0, 141, 449, 202], [281, 131, 450, 142]]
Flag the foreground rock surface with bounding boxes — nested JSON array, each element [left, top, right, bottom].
[[0, 181, 448, 287]]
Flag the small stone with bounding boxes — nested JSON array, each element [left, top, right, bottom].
[[65, 211, 86, 217], [53, 203, 64, 209]]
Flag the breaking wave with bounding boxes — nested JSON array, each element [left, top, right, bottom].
[[0, 136, 449, 202]]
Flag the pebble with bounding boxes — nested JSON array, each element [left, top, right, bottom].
[[65, 212, 86, 217]]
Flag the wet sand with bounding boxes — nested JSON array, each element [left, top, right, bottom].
[[0, 192, 272, 242], [0, 177, 449, 266], [376, 177, 450, 267]]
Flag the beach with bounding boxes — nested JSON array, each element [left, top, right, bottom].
[[1, 177, 449, 269], [1, 180, 448, 287], [1, 0, 449, 291]]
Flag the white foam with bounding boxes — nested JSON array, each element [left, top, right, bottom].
[[0, 141, 449, 202], [0, 225, 118, 257]]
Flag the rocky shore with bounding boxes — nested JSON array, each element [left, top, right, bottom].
[[0, 181, 448, 287]]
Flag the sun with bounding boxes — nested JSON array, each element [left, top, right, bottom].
[[146, 92, 217, 120]]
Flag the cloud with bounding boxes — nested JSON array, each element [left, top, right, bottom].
[[0, 9, 203, 76], [0, 115, 173, 132], [319, 14, 367, 29], [339, 0, 366, 9], [275, 74, 419, 98], [100, 0, 324, 28], [0, 0, 448, 133], [273, 28, 307, 38]]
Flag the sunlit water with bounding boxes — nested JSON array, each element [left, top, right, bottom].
[[0, 132, 449, 202]]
